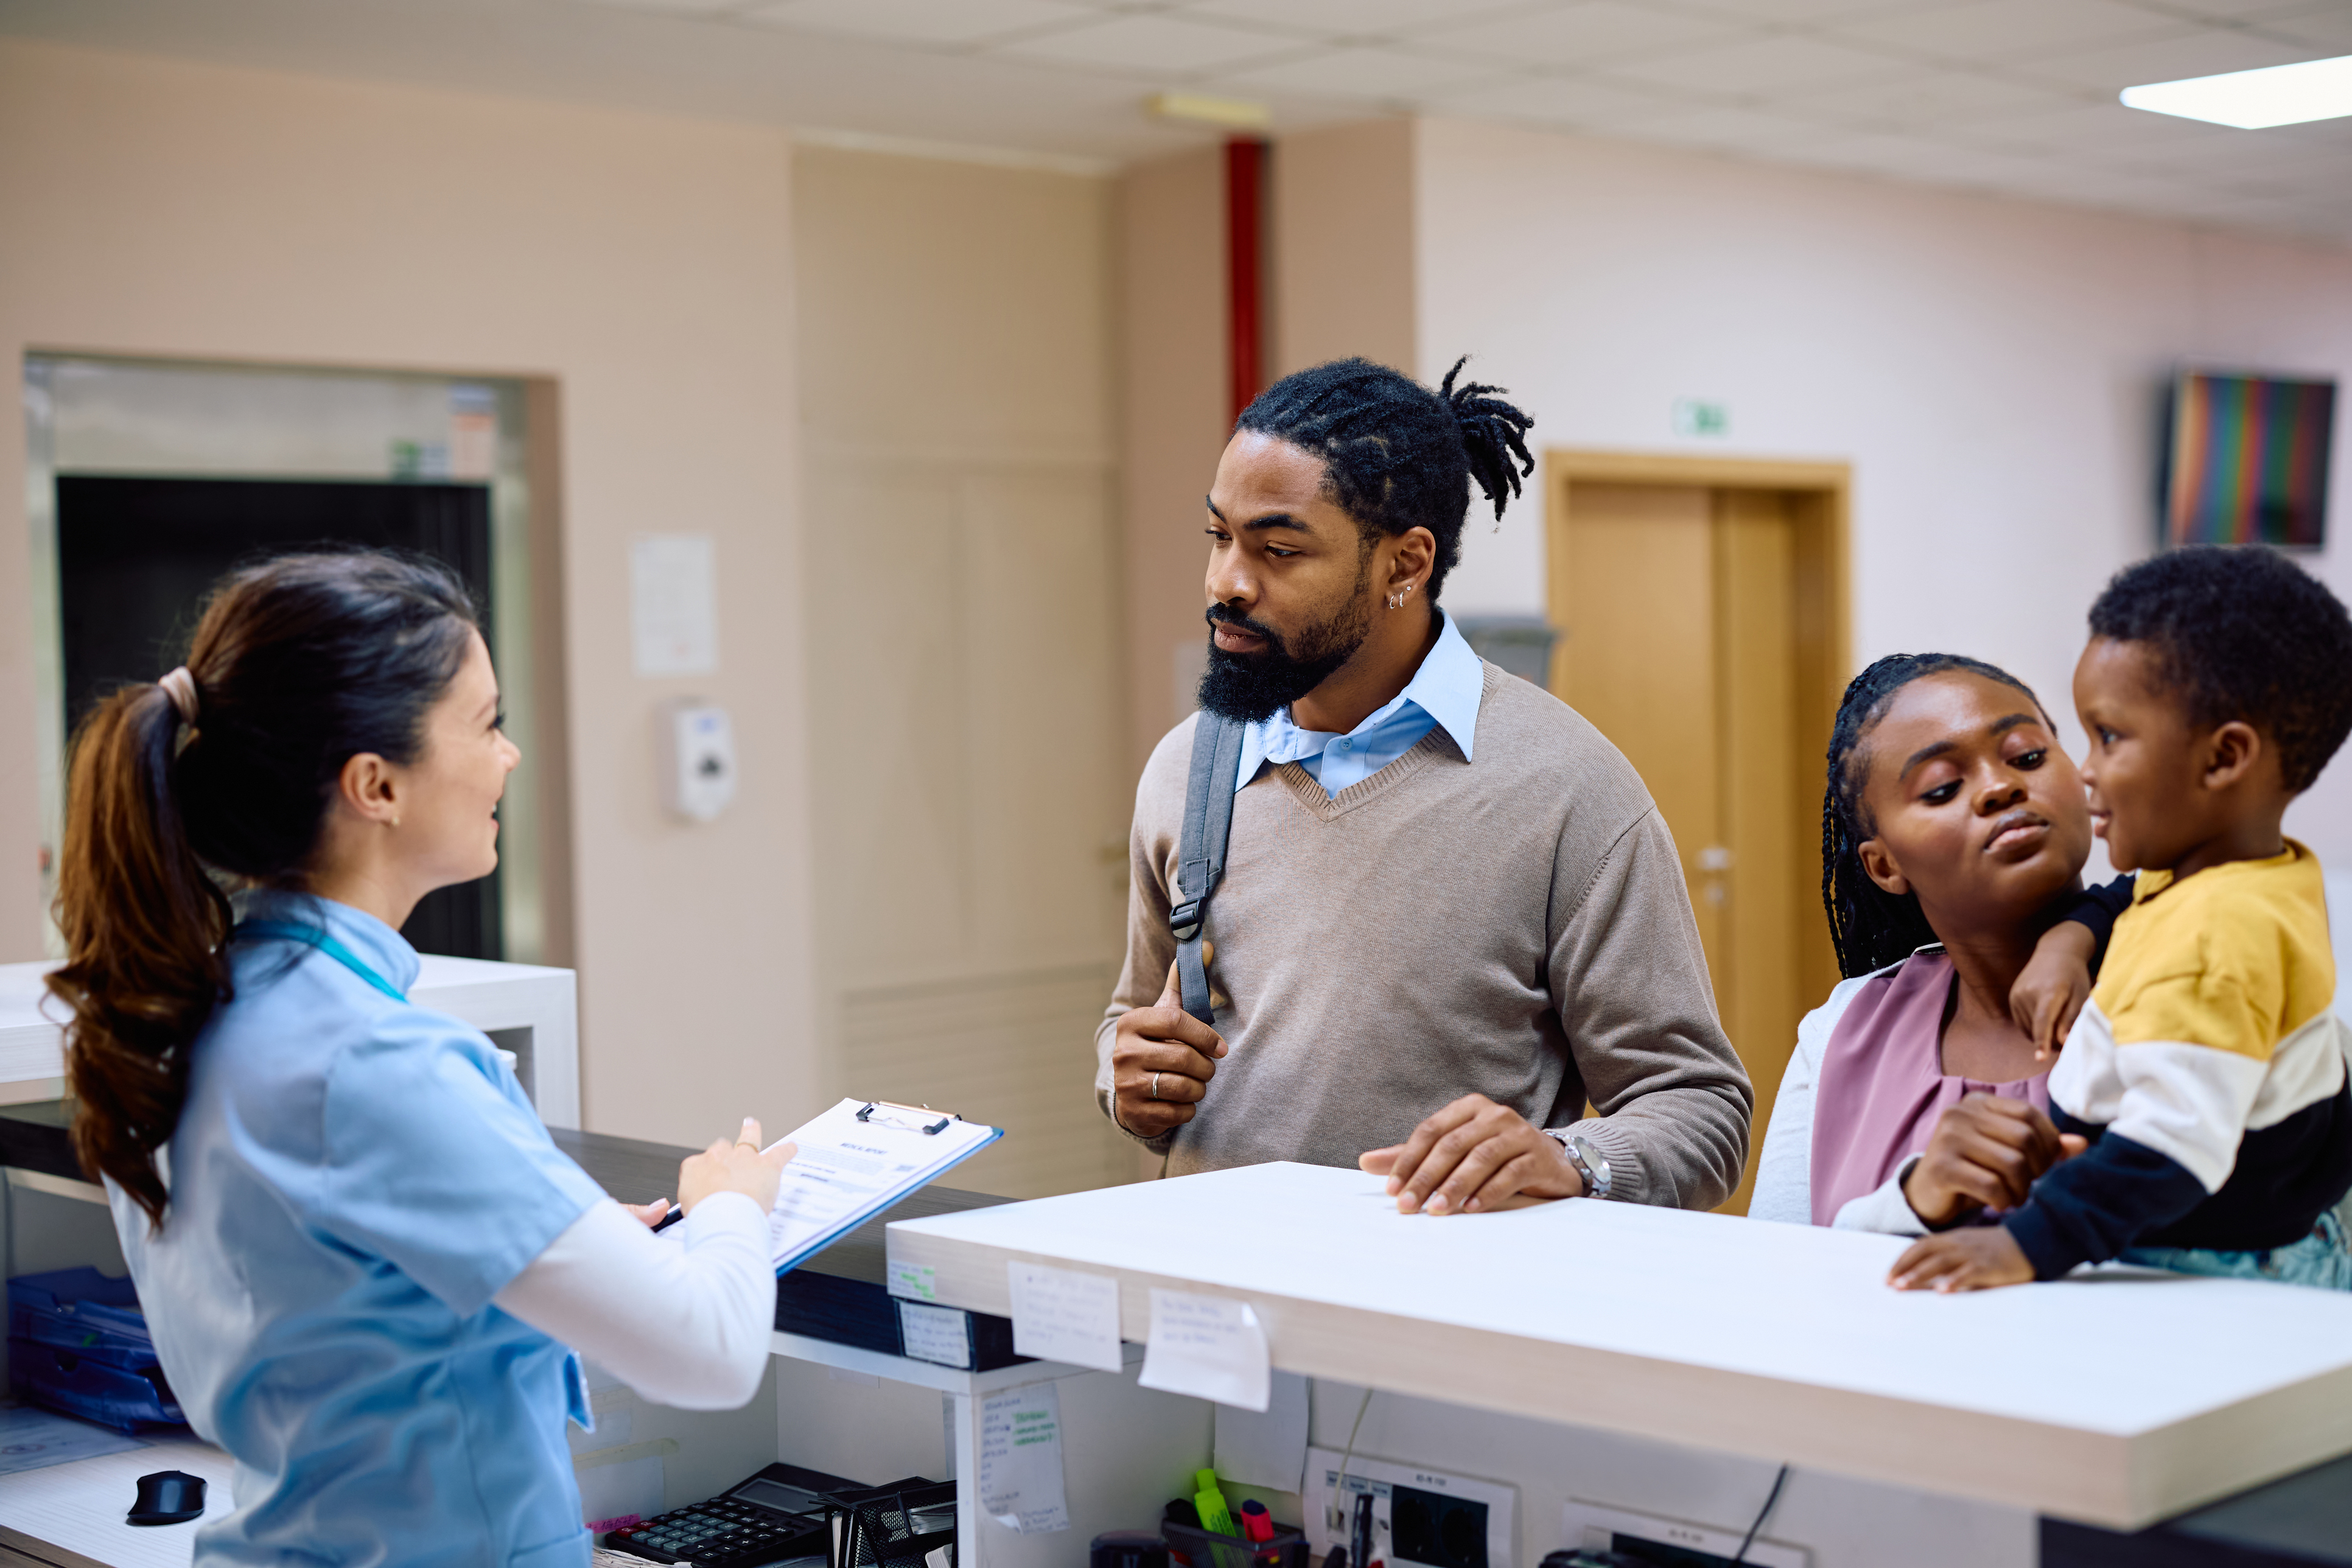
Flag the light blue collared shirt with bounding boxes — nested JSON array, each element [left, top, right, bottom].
[[107, 889, 606, 1567], [1237, 609, 1485, 797]]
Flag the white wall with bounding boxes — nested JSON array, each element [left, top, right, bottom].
[[0, 40, 819, 1146], [793, 145, 1135, 1197], [1413, 117, 2352, 867]]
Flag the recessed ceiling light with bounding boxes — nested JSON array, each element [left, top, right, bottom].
[[1146, 93, 1272, 131], [2120, 54, 2352, 130]]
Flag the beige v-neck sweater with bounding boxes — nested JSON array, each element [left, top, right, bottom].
[[1094, 662, 1752, 1208]]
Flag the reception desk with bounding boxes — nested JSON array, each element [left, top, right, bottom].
[[889, 1161, 2352, 1567]]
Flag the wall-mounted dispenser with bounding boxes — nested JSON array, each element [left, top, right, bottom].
[[660, 700, 736, 823]]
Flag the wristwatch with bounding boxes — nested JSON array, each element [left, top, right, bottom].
[[1544, 1129, 1612, 1200]]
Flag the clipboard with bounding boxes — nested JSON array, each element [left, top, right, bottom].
[[656, 1097, 1004, 1274]]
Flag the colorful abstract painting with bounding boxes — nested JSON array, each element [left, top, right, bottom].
[[2165, 371, 2336, 549]]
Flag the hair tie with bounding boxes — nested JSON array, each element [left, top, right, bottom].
[[158, 667, 200, 726]]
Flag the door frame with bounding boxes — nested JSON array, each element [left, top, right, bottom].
[[1544, 449, 1853, 1211], [1543, 447, 1852, 750]]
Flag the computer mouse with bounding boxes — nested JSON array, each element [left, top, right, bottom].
[[128, 1469, 206, 1525]]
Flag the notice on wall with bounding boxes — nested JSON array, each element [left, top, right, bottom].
[[1214, 1368, 1309, 1492], [631, 534, 719, 677], [1139, 1288, 1271, 1412], [978, 1384, 1070, 1535], [1007, 1261, 1124, 1373]]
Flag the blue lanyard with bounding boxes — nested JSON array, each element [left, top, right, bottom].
[[234, 919, 408, 1002]]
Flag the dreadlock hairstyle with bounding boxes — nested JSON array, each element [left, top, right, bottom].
[[1821, 651, 2048, 979], [1235, 356, 1535, 603]]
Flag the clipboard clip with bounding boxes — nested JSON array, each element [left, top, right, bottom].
[[857, 1101, 957, 1135]]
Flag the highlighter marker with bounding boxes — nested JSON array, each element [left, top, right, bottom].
[[1194, 1470, 1238, 1538]]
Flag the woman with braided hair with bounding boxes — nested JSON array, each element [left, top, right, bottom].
[[1097, 357, 1754, 1214], [1751, 653, 2129, 1233]]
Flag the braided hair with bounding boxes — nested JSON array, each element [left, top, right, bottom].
[[1236, 356, 1535, 603], [1822, 652, 2046, 979]]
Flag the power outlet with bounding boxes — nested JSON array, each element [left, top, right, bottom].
[[1303, 1448, 1515, 1568]]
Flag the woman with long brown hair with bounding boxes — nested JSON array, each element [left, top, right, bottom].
[[49, 550, 787, 1566]]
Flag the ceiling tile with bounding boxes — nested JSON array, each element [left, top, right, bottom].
[[573, 0, 755, 14], [2119, 0, 2342, 19], [2022, 27, 2320, 90], [1829, 0, 2194, 62], [1797, 67, 2085, 125], [1419, 70, 1695, 128], [1961, 96, 2240, 149], [1676, 0, 1957, 21], [2245, 5, 2352, 50], [1176, 0, 1535, 41], [991, 11, 1301, 72], [1415, 3, 1749, 69], [1213, 44, 1505, 97], [1603, 33, 1921, 95], [1612, 103, 1846, 152], [744, 0, 1094, 46]]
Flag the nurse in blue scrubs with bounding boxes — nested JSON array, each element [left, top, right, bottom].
[[45, 550, 785, 1566]]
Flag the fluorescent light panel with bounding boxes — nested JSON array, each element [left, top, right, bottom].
[[2121, 54, 2352, 130]]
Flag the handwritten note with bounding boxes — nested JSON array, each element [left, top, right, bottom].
[[1139, 1288, 1271, 1412], [979, 1385, 1070, 1535], [897, 1300, 971, 1369], [1007, 1261, 1124, 1373], [889, 1262, 939, 1303]]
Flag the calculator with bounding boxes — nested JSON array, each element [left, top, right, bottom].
[[603, 1462, 859, 1567]]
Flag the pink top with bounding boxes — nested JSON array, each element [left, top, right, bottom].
[[1808, 951, 2051, 1227]]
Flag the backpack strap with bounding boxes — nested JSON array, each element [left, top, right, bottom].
[[1171, 713, 1247, 1027]]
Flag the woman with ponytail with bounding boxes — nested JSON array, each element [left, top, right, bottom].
[[1750, 653, 2129, 1234], [49, 550, 789, 1567], [1098, 357, 1753, 1216]]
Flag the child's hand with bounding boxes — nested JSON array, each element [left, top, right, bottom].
[[1901, 1094, 2067, 1227], [2011, 921, 2097, 1059], [1888, 1228, 2035, 1292]]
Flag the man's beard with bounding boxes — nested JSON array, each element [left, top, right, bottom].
[[1196, 574, 1375, 724]]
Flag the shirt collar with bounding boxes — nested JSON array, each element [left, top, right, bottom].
[[1234, 608, 1486, 788], [236, 886, 424, 993]]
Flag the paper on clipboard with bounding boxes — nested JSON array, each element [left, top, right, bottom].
[[667, 1097, 1003, 1273]]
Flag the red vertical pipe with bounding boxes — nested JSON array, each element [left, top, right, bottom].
[[1225, 136, 1266, 424]]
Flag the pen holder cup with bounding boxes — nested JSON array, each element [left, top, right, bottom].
[[1161, 1518, 1306, 1568]]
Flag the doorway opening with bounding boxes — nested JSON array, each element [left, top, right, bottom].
[[1545, 450, 1851, 1215], [25, 354, 567, 966]]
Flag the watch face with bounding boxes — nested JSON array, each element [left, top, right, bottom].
[[1571, 1136, 1610, 1192]]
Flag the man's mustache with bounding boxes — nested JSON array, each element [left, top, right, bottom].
[[1205, 604, 1285, 652]]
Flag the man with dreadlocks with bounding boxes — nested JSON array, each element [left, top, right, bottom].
[[1093, 358, 1752, 1214]]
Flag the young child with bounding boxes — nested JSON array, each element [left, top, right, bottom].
[[1892, 545, 2352, 1292]]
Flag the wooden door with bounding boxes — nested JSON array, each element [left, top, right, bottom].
[[1552, 469, 1844, 1214]]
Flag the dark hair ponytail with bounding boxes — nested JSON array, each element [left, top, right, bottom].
[[1236, 355, 1534, 602], [46, 549, 479, 1227], [1821, 652, 2045, 979]]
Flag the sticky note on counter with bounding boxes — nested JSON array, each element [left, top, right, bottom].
[[979, 1384, 1070, 1535], [1139, 1288, 1271, 1412], [1007, 1261, 1124, 1372]]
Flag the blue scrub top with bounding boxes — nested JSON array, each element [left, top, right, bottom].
[[107, 890, 607, 1568]]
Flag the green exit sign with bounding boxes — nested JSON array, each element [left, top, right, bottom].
[[1672, 397, 1729, 437]]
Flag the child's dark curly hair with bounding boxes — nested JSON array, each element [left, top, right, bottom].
[[2088, 545, 2352, 793]]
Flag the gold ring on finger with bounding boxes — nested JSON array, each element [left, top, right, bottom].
[[736, 1141, 760, 1150]]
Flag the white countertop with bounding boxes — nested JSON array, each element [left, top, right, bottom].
[[884, 1160, 2352, 1530], [0, 1437, 233, 1568]]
